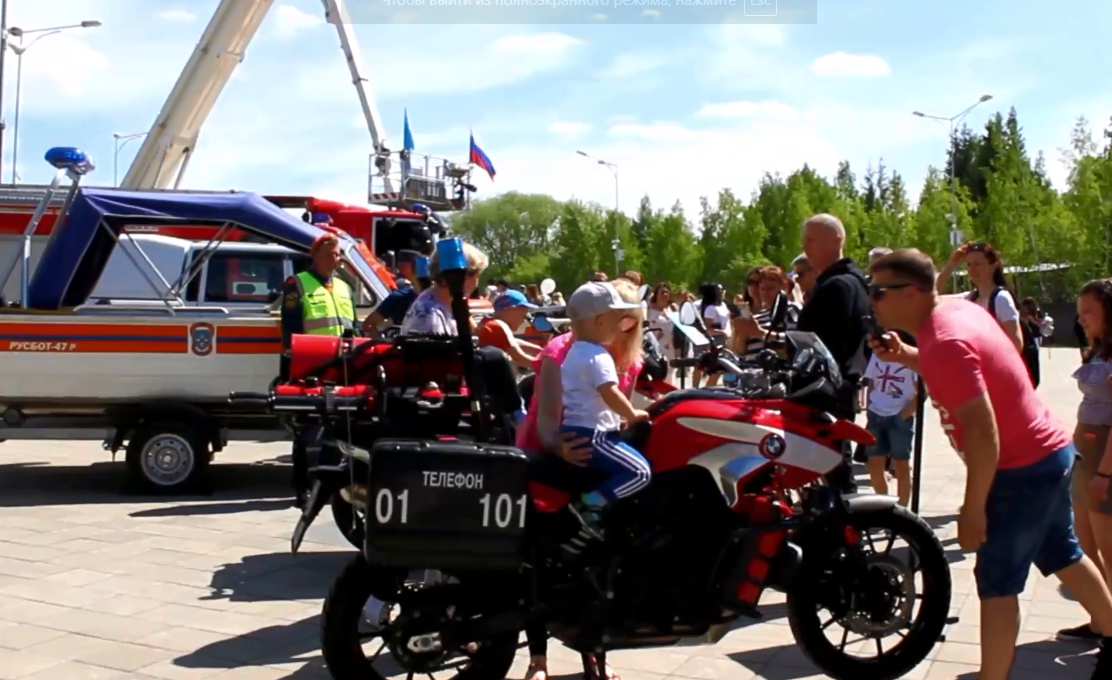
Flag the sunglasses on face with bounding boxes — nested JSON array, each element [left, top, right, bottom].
[[868, 282, 912, 302]]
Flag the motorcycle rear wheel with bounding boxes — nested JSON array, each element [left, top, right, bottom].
[[786, 505, 951, 680], [321, 555, 518, 680]]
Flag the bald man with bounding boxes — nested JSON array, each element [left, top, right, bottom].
[[797, 214, 871, 493]]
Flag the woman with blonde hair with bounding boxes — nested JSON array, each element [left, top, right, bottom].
[[515, 276, 643, 680]]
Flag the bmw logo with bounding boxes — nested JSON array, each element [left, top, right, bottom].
[[760, 433, 786, 459]]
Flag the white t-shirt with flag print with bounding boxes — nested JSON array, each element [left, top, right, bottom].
[[865, 354, 917, 417]]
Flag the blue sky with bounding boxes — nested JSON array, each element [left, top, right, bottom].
[[6, 0, 1111, 216]]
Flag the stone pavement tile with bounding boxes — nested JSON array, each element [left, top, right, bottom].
[[84, 594, 165, 617], [264, 660, 332, 679], [0, 647, 62, 679], [669, 655, 759, 679], [28, 633, 178, 670], [1024, 614, 1081, 635], [138, 603, 284, 636], [0, 540, 69, 563], [207, 665, 295, 680], [931, 641, 980, 665], [0, 579, 117, 607], [0, 599, 75, 624], [607, 649, 691, 675], [130, 581, 215, 603], [0, 556, 68, 578], [14, 660, 127, 680], [137, 626, 230, 653], [40, 568, 117, 587], [134, 662, 225, 680], [9, 526, 117, 546], [34, 608, 167, 642], [923, 660, 979, 678], [0, 621, 66, 650]]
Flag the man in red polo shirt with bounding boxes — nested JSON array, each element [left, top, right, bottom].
[[867, 249, 1112, 680]]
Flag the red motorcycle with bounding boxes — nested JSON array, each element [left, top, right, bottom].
[[236, 254, 950, 680]]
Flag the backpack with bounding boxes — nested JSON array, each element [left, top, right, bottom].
[[970, 288, 1040, 386]]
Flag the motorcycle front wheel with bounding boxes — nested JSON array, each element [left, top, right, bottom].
[[786, 505, 951, 680], [331, 493, 365, 549], [321, 555, 518, 680]]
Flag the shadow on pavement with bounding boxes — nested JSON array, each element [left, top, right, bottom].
[[952, 637, 1099, 679], [203, 550, 354, 603], [129, 498, 293, 518], [174, 613, 323, 671], [0, 457, 291, 507]]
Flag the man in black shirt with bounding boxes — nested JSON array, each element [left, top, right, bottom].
[[797, 213, 871, 493]]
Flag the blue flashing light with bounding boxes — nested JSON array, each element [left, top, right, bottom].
[[44, 146, 94, 175], [415, 256, 430, 279], [436, 238, 467, 272]]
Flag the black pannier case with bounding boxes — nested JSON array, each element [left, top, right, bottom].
[[363, 439, 530, 571]]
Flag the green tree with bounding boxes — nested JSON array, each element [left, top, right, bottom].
[[448, 192, 563, 280]]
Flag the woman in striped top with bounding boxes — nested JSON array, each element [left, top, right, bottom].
[[730, 265, 801, 361]]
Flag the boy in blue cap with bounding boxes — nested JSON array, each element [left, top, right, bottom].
[[478, 290, 543, 368]]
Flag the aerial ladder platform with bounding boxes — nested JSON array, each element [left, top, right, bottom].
[[120, 0, 470, 212]]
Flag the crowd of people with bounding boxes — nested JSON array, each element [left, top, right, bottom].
[[296, 210, 1112, 679]]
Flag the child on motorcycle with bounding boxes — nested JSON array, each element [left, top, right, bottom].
[[562, 281, 652, 522]]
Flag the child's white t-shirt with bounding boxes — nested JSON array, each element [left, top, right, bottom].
[[561, 340, 621, 431], [865, 354, 917, 417]]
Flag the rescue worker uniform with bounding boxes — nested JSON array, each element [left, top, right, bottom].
[[280, 268, 358, 505]]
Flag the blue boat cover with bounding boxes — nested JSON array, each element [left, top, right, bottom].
[[28, 188, 355, 309]]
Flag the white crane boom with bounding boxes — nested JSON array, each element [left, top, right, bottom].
[[319, 0, 388, 158], [120, 0, 392, 192], [120, 0, 275, 190]]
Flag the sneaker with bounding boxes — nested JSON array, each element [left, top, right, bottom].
[[1091, 636, 1112, 679], [1058, 623, 1101, 641]]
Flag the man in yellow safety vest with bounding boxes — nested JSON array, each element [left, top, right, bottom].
[[279, 231, 358, 506]]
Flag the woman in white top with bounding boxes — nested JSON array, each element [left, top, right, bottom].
[[935, 241, 1025, 353], [646, 282, 677, 361]]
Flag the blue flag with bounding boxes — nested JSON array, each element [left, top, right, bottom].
[[403, 109, 415, 151]]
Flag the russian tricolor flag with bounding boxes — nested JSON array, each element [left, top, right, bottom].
[[469, 132, 495, 181]]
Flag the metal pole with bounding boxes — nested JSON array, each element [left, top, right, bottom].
[[113, 137, 119, 186], [612, 165, 620, 276], [10, 44, 19, 184], [0, 0, 9, 183], [910, 376, 926, 514]]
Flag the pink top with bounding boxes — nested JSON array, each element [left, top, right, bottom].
[[918, 298, 1070, 469], [515, 332, 643, 452]]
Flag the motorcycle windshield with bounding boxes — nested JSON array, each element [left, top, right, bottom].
[[784, 331, 843, 388]]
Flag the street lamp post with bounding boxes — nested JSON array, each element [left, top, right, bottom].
[[912, 94, 993, 250], [576, 150, 621, 277], [113, 132, 147, 186], [6, 20, 101, 183]]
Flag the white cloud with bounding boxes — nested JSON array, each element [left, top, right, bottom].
[[19, 34, 110, 99], [303, 30, 584, 98], [596, 53, 669, 79], [272, 4, 323, 39], [158, 9, 196, 22], [811, 52, 891, 77], [491, 33, 582, 56], [547, 121, 591, 137], [608, 122, 699, 142], [697, 100, 798, 120]]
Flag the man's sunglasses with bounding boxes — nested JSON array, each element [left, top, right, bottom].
[[868, 282, 912, 301]]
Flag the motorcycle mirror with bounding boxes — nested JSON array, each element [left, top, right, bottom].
[[540, 278, 556, 296], [532, 315, 554, 333], [679, 301, 698, 326]]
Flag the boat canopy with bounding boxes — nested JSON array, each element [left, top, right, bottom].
[[27, 187, 391, 310]]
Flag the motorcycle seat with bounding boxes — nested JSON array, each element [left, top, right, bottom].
[[527, 455, 608, 495]]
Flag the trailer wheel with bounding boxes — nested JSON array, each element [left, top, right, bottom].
[[125, 422, 209, 493]]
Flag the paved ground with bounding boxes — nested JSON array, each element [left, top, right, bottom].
[[0, 347, 1101, 679]]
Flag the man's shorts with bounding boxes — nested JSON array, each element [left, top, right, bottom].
[[975, 444, 1084, 599], [865, 411, 915, 461]]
